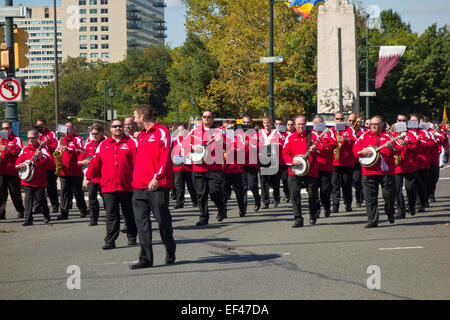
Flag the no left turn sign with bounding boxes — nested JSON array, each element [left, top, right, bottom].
[[0, 78, 23, 103]]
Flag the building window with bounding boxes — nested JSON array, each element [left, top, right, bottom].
[[101, 26, 109, 32], [101, 17, 108, 23], [89, 0, 97, 5], [80, 44, 87, 50], [79, 27, 87, 32], [90, 9, 97, 14], [90, 35, 98, 41], [80, 18, 87, 23], [90, 18, 97, 23], [79, 9, 86, 14], [101, 35, 109, 40], [101, 8, 108, 14], [100, 0, 108, 4], [79, 35, 87, 41], [80, 53, 88, 58], [90, 26, 98, 32], [101, 52, 109, 59], [101, 43, 109, 49], [91, 53, 98, 59], [90, 44, 98, 49], [79, 0, 86, 5]]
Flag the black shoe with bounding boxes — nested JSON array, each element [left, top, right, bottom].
[[418, 207, 425, 213], [332, 206, 339, 213], [346, 205, 352, 212], [128, 238, 137, 246], [44, 217, 51, 224], [130, 261, 153, 269], [254, 204, 261, 212], [429, 196, 436, 203], [165, 256, 176, 264], [292, 218, 304, 228], [356, 202, 362, 208], [52, 206, 59, 213], [388, 216, 395, 224], [409, 208, 416, 216], [394, 214, 403, 219], [102, 243, 116, 250], [262, 203, 269, 209], [216, 214, 224, 222], [196, 220, 208, 226], [310, 217, 317, 225], [88, 221, 97, 226], [274, 201, 280, 208], [425, 202, 430, 208], [173, 205, 184, 209], [22, 222, 33, 226], [315, 209, 320, 219], [239, 211, 246, 217], [120, 227, 128, 233], [324, 210, 331, 218], [80, 210, 88, 218], [56, 215, 68, 220], [364, 222, 378, 229], [0, 215, 5, 220]]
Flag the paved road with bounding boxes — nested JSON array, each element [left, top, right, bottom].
[[1, 167, 449, 301]]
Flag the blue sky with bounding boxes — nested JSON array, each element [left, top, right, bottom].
[[10, 0, 450, 48]]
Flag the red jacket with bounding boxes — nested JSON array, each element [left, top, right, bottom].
[[259, 128, 285, 168], [58, 135, 84, 176], [282, 130, 324, 178], [353, 131, 400, 176], [40, 129, 58, 170], [223, 129, 245, 174], [86, 135, 136, 193], [172, 135, 192, 172], [244, 129, 259, 169], [132, 123, 173, 190], [0, 133, 23, 176], [428, 129, 446, 166], [185, 125, 225, 172], [330, 125, 357, 167], [393, 131, 419, 174], [80, 136, 106, 183], [413, 129, 432, 169], [15, 144, 51, 188], [313, 129, 337, 173]]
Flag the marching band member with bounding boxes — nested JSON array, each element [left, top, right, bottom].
[[80, 124, 106, 226], [427, 123, 446, 203], [130, 104, 175, 269], [348, 113, 365, 207], [56, 122, 88, 220], [124, 116, 138, 139], [259, 117, 284, 209], [186, 110, 226, 226], [275, 119, 290, 203], [172, 124, 197, 209], [86, 119, 138, 249], [330, 112, 357, 213], [312, 116, 337, 218], [353, 116, 399, 228], [0, 121, 24, 220], [242, 116, 262, 212], [223, 123, 247, 218], [410, 114, 432, 212], [35, 118, 60, 213], [286, 119, 295, 136], [282, 115, 324, 227], [15, 129, 52, 226], [392, 114, 419, 218]]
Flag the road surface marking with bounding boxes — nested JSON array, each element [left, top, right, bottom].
[[378, 246, 424, 251]]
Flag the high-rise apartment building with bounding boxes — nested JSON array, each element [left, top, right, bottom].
[[61, 0, 166, 63], [14, 6, 63, 90]]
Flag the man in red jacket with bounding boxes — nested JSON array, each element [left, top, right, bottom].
[[283, 115, 326, 228], [16, 129, 52, 226], [86, 119, 138, 249], [242, 115, 261, 212], [35, 118, 60, 213], [0, 121, 25, 219], [353, 116, 399, 228], [330, 112, 357, 213], [312, 116, 337, 218], [80, 123, 106, 226], [56, 122, 88, 220], [130, 104, 175, 269]]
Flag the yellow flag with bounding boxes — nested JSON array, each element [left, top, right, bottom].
[[444, 106, 448, 124]]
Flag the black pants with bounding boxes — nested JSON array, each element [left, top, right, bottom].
[[363, 175, 395, 225], [60, 176, 87, 218], [103, 191, 137, 245], [23, 186, 49, 224], [0, 174, 24, 218], [223, 172, 246, 216], [173, 171, 197, 207], [33, 170, 59, 212], [428, 164, 440, 200], [132, 188, 176, 264], [288, 175, 318, 220], [353, 163, 363, 204], [394, 172, 418, 216], [261, 168, 281, 206], [192, 171, 225, 222], [88, 182, 102, 223], [280, 165, 290, 200], [242, 166, 261, 208], [316, 170, 332, 214], [331, 166, 354, 210], [416, 168, 430, 209]]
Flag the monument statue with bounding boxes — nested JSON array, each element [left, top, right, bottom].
[[317, 0, 360, 114]]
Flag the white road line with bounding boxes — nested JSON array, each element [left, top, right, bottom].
[[439, 177, 450, 180], [378, 246, 424, 251]]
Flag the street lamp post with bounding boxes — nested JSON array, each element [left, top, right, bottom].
[[103, 79, 109, 123], [108, 88, 114, 121], [268, 0, 275, 122], [53, 0, 60, 132]]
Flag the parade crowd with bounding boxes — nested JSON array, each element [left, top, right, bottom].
[[1, 104, 449, 269]]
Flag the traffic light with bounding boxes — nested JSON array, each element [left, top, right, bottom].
[[14, 27, 29, 69], [0, 43, 10, 69]]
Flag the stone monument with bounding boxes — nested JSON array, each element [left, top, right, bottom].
[[317, 0, 359, 115]]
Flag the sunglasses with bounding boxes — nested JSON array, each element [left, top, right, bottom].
[[2, 127, 10, 130], [397, 119, 407, 122], [27, 136, 37, 140], [335, 118, 344, 121], [110, 125, 123, 129], [203, 116, 212, 119]]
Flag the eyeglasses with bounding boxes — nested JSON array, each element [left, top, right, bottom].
[[27, 136, 37, 140], [91, 131, 101, 135], [203, 115, 212, 119], [348, 119, 355, 122], [397, 119, 407, 122], [2, 127, 10, 130], [110, 125, 123, 129], [335, 118, 344, 121]]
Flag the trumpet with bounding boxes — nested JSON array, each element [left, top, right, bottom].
[[353, 119, 362, 132], [334, 130, 341, 161]]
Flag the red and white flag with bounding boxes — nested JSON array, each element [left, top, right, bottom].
[[375, 46, 406, 89]]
